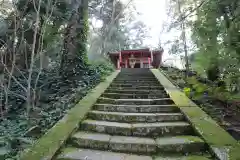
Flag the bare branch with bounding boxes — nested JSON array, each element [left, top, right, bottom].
[[169, 0, 207, 30], [1, 62, 27, 92]]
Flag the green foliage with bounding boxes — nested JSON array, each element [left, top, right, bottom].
[[183, 87, 191, 97], [186, 77, 207, 100], [166, 0, 240, 95], [90, 59, 115, 80]]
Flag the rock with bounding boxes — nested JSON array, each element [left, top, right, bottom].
[[0, 146, 10, 159], [24, 126, 42, 137], [39, 94, 52, 103], [17, 137, 35, 145], [0, 137, 5, 147]]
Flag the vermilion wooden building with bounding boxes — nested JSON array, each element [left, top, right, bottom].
[[107, 48, 164, 69]]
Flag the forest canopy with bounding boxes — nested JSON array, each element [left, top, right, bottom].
[[162, 0, 240, 93]]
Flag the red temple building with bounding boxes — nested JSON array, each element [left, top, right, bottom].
[[107, 48, 164, 69]]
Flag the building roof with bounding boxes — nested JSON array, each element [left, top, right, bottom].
[[107, 48, 163, 56]]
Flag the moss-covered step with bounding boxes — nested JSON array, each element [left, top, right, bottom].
[[109, 85, 164, 90], [71, 132, 156, 153], [101, 93, 169, 99], [151, 69, 240, 160], [117, 75, 155, 77], [81, 120, 192, 137], [93, 104, 180, 113], [81, 120, 132, 136], [19, 71, 120, 160], [112, 80, 159, 83], [115, 78, 157, 81], [115, 75, 156, 78], [97, 97, 174, 105], [115, 77, 157, 80], [87, 111, 184, 123], [71, 132, 110, 150], [131, 122, 192, 137], [156, 136, 206, 154], [154, 155, 212, 160], [56, 147, 153, 160], [111, 82, 160, 86], [104, 89, 166, 95], [111, 82, 159, 87], [109, 135, 156, 153]]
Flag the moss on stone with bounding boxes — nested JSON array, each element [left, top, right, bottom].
[[151, 69, 240, 160], [167, 135, 204, 143], [210, 145, 240, 160], [180, 107, 236, 146], [56, 147, 79, 160], [154, 154, 212, 160], [19, 71, 119, 160], [60, 147, 77, 155], [155, 156, 210, 160]]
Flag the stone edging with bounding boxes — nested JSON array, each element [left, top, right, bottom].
[[19, 70, 120, 160], [151, 69, 240, 160]]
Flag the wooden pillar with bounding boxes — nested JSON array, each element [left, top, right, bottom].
[[140, 59, 143, 68], [148, 57, 151, 68], [125, 59, 128, 68], [150, 50, 153, 62], [119, 51, 122, 63], [117, 59, 120, 69]]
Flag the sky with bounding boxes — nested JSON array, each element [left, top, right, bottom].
[[122, 0, 184, 68], [130, 0, 167, 47]]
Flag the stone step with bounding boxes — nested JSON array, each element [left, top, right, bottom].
[[119, 69, 152, 73], [97, 97, 174, 105], [113, 80, 159, 83], [81, 120, 132, 136], [57, 148, 153, 160], [101, 93, 169, 99], [112, 82, 160, 86], [116, 78, 156, 80], [119, 70, 151, 73], [116, 78, 157, 81], [71, 132, 205, 154], [71, 132, 156, 153], [156, 136, 206, 153], [118, 75, 154, 77], [115, 76, 156, 79], [131, 122, 192, 137], [118, 74, 153, 76], [110, 83, 163, 87], [81, 120, 191, 137], [155, 155, 212, 160], [71, 132, 111, 150], [112, 80, 159, 83], [105, 89, 166, 95], [116, 74, 155, 77], [109, 136, 155, 153], [109, 85, 164, 90], [57, 148, 212, 160], [93, 104, 180, 113], [88, 111, 184, 122]]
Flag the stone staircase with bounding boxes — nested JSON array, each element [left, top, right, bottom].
[[56, 69, 213, 160]]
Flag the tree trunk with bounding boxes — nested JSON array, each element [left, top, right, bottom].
[[60, 0, 88, 78], [177, 0, 189, 78]]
